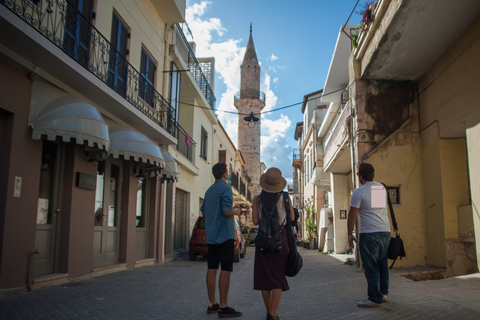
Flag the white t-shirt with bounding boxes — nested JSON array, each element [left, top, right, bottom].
[[350, 181, 390, 233]]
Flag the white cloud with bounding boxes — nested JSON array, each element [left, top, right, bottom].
[[186, 1, 292, 176]]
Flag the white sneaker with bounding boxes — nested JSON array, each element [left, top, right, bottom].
[[357, 299, 383, 308], [382, 295, 388, 302]]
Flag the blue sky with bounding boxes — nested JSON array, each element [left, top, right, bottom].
[[185, 0, 364, 185]]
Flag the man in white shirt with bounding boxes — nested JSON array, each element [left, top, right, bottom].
[[347, 163, 391, 308]]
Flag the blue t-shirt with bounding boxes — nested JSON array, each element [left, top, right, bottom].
[[350, 181, 390, 233], [200, 180, 236, 244]]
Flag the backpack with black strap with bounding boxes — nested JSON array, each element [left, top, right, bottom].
[[255, 193, 284, 255]]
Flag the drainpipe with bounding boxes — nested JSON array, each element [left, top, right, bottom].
[[348, 107, 360, 268], [363, 103, 413, 161]]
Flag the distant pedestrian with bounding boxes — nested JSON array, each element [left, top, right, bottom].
[[252, 168, 295, 320], [201, 163, 242, 318], [347, 163, 391, 307]]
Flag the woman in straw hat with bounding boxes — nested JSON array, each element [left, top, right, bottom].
[[252, 167, 295, 320]]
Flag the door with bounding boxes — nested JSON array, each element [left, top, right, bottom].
[[93, 160, 122, 267], [34, 140, 63, 276], [135, 178, 148, 260], [63, 0, 94, 68], [173, 189, 187, 251], [107, 13, 129, 97]]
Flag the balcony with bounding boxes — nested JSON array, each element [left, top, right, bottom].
[[323, 102, 351, 173], [175, 123, 196, 163], [292, 148, 302, 169], [229, 168, 250, 205], [351, 0, 480, 81], [312, 166, 330, 192], [174, 24, 216, 109], [234, 89, 266, 103], [1, 0, 177, 143]]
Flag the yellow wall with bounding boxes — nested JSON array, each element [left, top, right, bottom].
[[466, 123, 480, 271], [369, 139, 428, 267], [416, 17, 480, 274]]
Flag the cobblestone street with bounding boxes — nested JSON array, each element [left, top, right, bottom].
[[1, 246, 480, 320]]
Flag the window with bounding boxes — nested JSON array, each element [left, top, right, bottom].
[[139, 48, 156, 106], [107, 13, 129, 97], [200, 127, 208, 161], [63, 0, 94, 68], [136, 178, 147, 227]]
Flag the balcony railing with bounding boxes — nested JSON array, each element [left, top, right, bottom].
[[234, 89, 266, 103], [176, 124, 196, 163], [231, 170, 239, 191], [3, 0, 176, 136], [293, 148, 302, 160], [175, 24, 216, 109], [240, 179, 246, 197]]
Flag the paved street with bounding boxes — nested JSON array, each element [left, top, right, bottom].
[[1, 246, 480, 320]]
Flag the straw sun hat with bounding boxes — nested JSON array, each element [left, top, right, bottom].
[[259, 167, 287, 193]]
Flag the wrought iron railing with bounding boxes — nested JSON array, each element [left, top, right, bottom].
[[240, 179, 246, 197], [176, 124, 196, 163], [231, 170, 239, 192], [234, 89, 266, 103], [175, 24, 216, 109], [293, 148, 302, 160], [3, 0, 176, 136]]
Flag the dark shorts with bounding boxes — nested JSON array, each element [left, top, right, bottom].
[[207, 239, 234, 272]]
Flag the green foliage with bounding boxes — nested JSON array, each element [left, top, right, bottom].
[[305, 206, 317, 240]]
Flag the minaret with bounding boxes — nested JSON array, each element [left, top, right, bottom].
[[234, 25, 265, 197]]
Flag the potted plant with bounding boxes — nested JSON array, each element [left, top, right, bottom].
[[305, 207, 317, 250]]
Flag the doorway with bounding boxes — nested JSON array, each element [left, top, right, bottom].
[[34, 140, 63, 276], [92, 160, 122, 267], [174, 189, 187, 251]]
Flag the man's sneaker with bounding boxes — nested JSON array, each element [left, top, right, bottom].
[[218, 307, 243, 318], [357, 299, 383, 308], [382, 295, 388, 302], [207, 303, 220, 314]]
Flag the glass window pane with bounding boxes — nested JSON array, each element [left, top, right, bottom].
[[136, 179, 144, 227], [37, 141, 57, 225], [108, 164, 120, 227], [94, 162, 105, 226]]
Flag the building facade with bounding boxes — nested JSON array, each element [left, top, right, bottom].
[[314, 0, 480, 276], [0, 0, 219, 290]]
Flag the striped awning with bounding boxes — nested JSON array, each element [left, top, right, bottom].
[[29, 96, 109, 150]]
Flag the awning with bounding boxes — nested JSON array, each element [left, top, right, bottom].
[[161, 148, 179, 181], [109, 127, 165, 167], [29, 96, 109, 150]]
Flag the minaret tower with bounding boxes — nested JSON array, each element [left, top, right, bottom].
[[234, 25, 265, 197]]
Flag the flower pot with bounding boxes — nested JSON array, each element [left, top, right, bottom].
[[309, 238, 315, 250]]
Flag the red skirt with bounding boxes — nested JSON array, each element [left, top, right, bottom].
[[253, 227, 290, 291]]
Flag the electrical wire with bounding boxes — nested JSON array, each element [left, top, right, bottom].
[[174, 86, 347, 116]]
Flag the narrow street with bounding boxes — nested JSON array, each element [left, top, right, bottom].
[[1, 246, 480, 320]]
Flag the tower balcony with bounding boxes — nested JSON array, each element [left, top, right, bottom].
[[234, 89, 266, 103]]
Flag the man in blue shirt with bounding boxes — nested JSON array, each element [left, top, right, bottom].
[[200, 163, 242, 318]]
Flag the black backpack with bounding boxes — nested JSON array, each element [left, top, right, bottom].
[[255, 194, 284, 255]]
